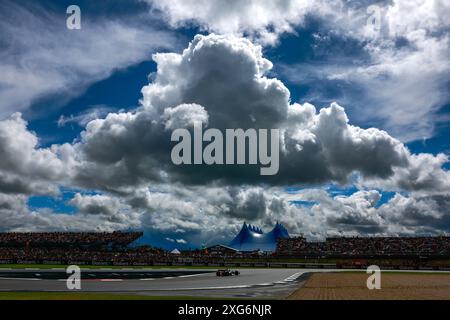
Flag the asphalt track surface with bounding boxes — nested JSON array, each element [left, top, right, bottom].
[[1, 268, 448, 298], [0, 268, 308, 298]]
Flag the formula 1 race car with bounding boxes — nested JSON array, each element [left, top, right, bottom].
[[216, 269, 240, 277]]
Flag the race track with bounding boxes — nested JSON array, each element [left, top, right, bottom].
[[2, 268, 446, 298], [0, 268, 308, 298]]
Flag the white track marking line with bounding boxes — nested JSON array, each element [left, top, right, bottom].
[[170, 285, 251, 290], [283, 272, 303, 282], [139, 273, 206, 280], [177, 274, 205, 278], [100, 279, 123, 282]]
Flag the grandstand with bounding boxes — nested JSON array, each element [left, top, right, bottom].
[[276, 236, 450, 258], [0, 232, 450, 269], [0, 231, 143, 248], [0, 231, 157, 266]]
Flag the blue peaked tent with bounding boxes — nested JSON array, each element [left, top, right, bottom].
[[229, 222, 289, 252]]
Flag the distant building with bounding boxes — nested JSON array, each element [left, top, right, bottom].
[[206, 244, 239, 256]]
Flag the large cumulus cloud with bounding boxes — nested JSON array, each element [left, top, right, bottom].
[[73, 33, 449, 191]]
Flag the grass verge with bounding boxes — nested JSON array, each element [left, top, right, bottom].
[[0, 292, 226, 300]]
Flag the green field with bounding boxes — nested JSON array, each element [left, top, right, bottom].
[[0, 292, 225, 300]]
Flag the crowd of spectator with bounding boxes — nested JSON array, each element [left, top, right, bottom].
[[0, 232, 143, 248], [0, 232, 182, 265], [0, 246, 275, 266], [276, 236, 450, 257], [0, 247, 170, 265]]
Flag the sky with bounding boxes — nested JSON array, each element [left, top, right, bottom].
[[0, 0, 449, 249]]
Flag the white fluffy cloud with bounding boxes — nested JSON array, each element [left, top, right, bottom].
[[278, 0, 450, 142], [165, 237, 187, 244], [381, 193, 450, 234], [162, 103, 209, 130], [0, 191, 139, 233], [142, 34, 289, 128], [287, 189, 450, 238], [0, 113, 73, 195], [70, 193, 123, 216], [146, 0, 330, 45], [298, 189, 386, 235], [361, 152, 450, 193]]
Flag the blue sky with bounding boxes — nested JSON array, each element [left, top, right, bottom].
[[1, 0, 450, 249]]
